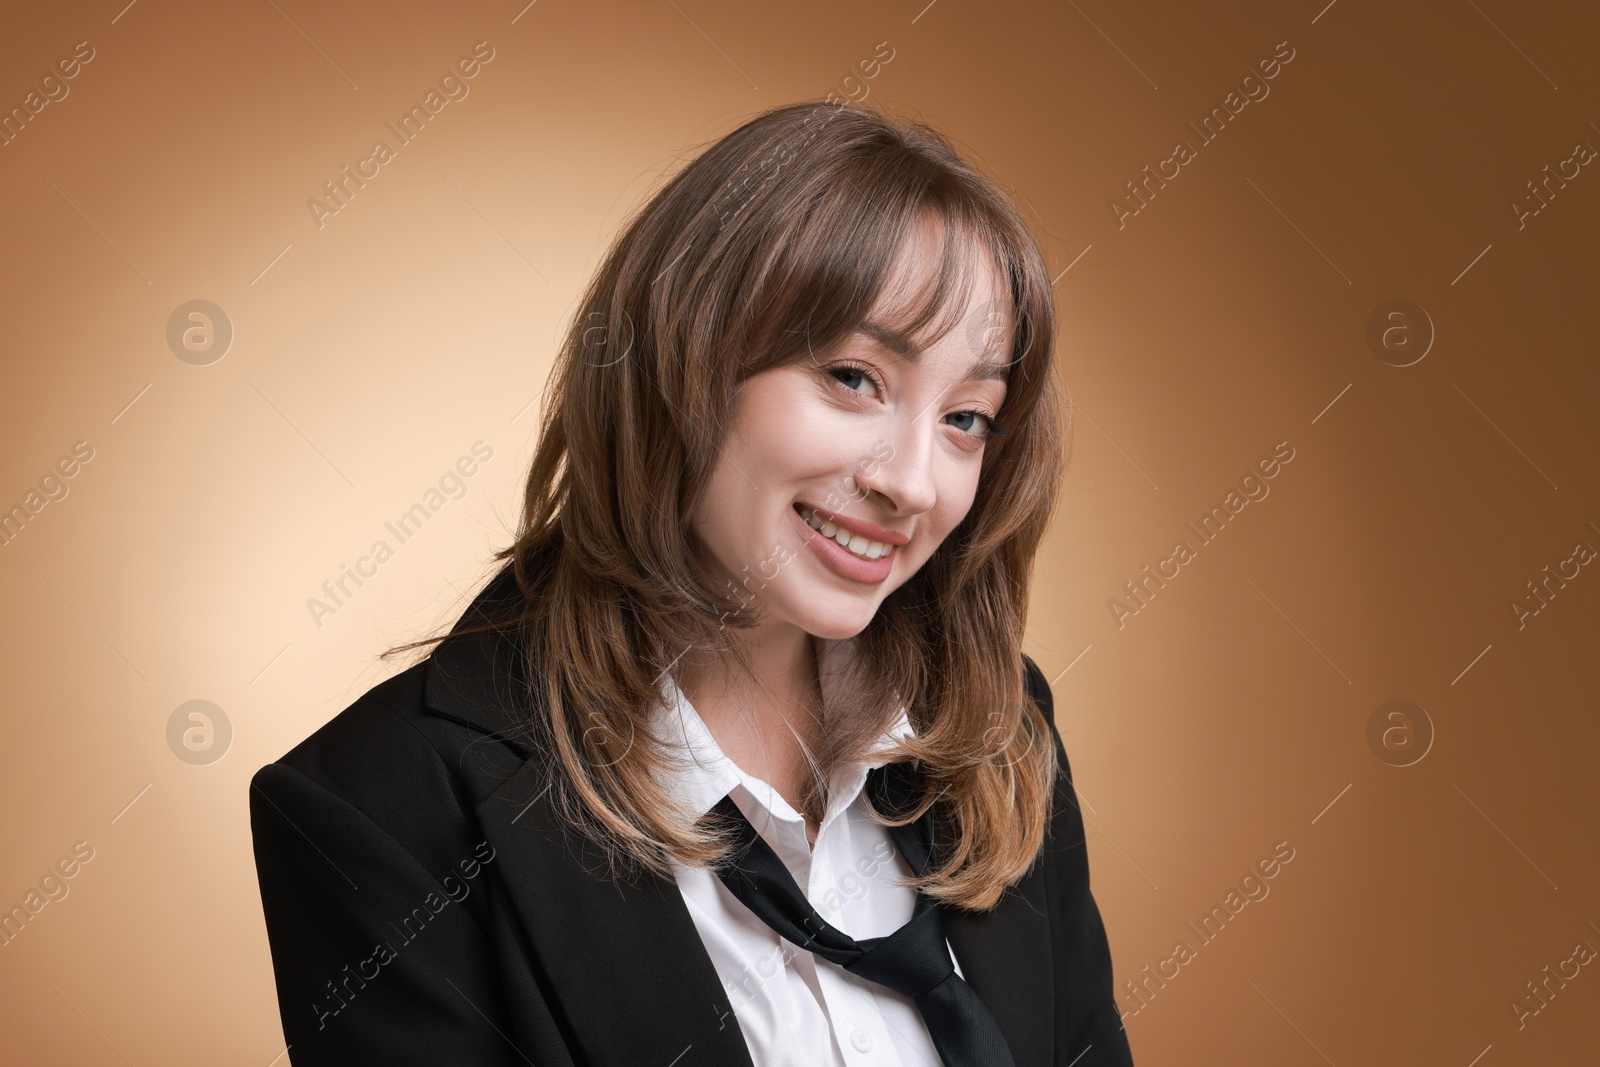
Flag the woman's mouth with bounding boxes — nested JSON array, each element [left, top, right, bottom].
[[787, 502, 898, 585], [793, 503, 893, 559]]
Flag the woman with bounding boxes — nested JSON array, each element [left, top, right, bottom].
[[251, 100, 1133, 1066]]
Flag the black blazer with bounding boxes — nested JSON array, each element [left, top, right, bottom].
[[250, 571, 1135, 1066]]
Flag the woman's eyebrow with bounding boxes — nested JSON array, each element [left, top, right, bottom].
[[856, 319, 919, 358], [856, 319, 1011, 383]]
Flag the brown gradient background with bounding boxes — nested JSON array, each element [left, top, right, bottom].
[[2, 0, 1597, 1063]]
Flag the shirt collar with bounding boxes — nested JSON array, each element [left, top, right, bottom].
[[650, 635, 915, 828]]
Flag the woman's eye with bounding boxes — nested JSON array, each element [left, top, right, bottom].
[[945, 411, 995, 437], [829, 365, 877, 395]]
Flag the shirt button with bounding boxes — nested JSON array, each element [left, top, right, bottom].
[[849, 1028, 873, 1053]]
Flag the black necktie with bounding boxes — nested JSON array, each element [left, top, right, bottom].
[[707, 763, 1017, 1067]]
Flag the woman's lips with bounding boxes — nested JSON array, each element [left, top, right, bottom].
[[788, 503, 895, 585], [796, 501, 910, 546]]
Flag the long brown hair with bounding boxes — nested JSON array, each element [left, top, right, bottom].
[[388, 100, 1068, 910]]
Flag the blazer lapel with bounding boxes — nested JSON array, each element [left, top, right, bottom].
[[944, 868, 1055, 1067], [871, 762, 1056, 1067], [421, 596, 755, 1067], [475, 759, 757, 1067]]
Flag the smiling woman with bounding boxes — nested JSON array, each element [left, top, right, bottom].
[[250, 101, 1134, 1067]]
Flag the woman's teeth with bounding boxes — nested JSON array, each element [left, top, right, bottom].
[[800, 507, 890, 560]]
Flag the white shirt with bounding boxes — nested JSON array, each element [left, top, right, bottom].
[[651, 638, 960, 1067]]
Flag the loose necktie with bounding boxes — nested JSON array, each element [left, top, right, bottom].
[[707, 763, 1017, 1067]]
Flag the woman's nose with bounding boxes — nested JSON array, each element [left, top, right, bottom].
[[851, 417, 938, 518]]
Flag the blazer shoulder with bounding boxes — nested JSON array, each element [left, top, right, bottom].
[[1021, 652, 1067, 758], [1021, 651, 1055, 724], [1022, 651, 1084, 799], [251, 656, 523, 880], [261, 660, 439, 797]]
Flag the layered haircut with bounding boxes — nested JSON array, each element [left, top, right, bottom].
[[391, 100, 1069, 910]]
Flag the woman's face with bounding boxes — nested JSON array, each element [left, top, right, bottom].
[[691, 217, 1013, 641]]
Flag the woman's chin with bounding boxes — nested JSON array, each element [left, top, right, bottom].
[[792, 600, 879, 641]]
